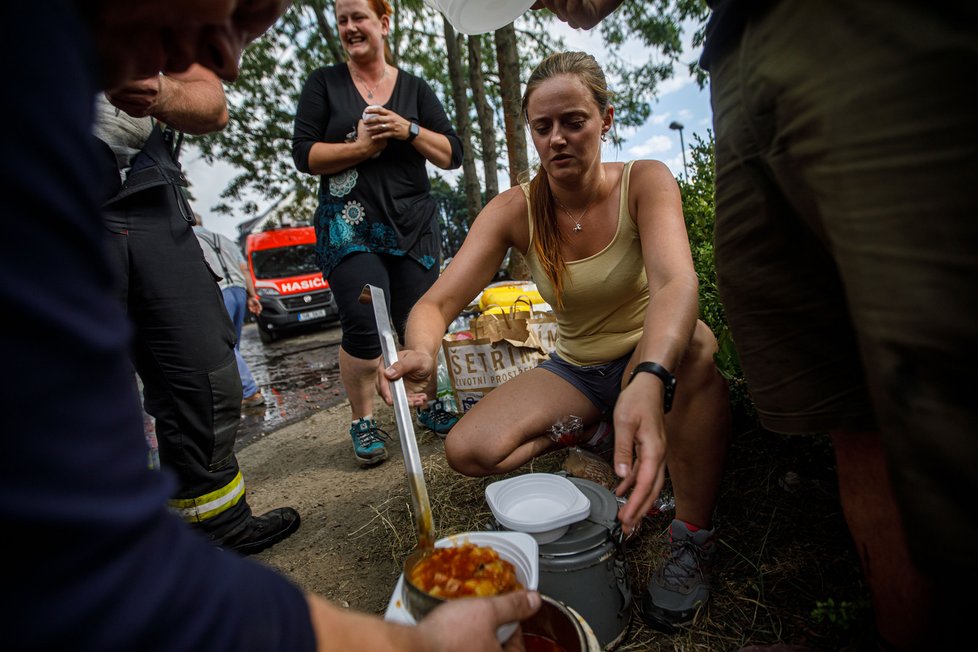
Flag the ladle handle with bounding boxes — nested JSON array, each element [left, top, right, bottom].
[[361, 285, 435, 549]]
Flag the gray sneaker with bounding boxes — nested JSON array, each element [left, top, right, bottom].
[[640, 519, 716, 629]]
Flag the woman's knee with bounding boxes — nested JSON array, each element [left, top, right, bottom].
[[340, 331, 381, 360], [444, 425, 494, 476], [677, 320, 722, 390], [445, 446, 498, 477], [444, 420, 514, 477]]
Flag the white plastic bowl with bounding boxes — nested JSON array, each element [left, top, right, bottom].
[[486, 473, 591, 544], [424, 0, 535, 35]]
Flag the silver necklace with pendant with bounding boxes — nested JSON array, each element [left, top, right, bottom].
[[556, 197, 596, 233], [351, 66, 387, 100]]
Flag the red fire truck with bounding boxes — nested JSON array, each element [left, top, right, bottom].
[[245, 225, 338, 343]]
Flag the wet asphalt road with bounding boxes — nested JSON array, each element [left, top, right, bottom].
[[234, 319, 346, 451]]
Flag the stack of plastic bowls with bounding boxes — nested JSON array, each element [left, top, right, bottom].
[[485, 473, 592, 544], [423, 0, 536, 35]]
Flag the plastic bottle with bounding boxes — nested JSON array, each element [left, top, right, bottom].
[[447, 313, 472, 335], [435, 347, 457, 413]]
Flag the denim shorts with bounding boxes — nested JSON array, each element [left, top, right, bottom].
[[538, 350, 632, 415]]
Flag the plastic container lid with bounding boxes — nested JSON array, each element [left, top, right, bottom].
[[538, 477, 620, 557], [485, 473, 591, 544]]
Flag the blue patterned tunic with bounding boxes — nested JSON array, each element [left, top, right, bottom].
[[292, 64, 461, 278]]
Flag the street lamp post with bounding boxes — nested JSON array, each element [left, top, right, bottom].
[[669, 121, 687, 178]]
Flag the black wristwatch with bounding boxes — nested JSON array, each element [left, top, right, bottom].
[[407, 122, 420, 142], [628, 361, 677, 414]]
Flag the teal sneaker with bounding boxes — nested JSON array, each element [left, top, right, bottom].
[[640, 519, 716, 629], [417, 399, 458, 438], [349, 418, 389, 467]]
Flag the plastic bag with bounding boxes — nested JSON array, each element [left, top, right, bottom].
[[548, 415, 584, 446]]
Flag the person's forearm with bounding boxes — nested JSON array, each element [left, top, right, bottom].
[[412, 130, 454, 169], [241, 262, 262, 315], [153, 68, 229, 134], [305, 140, 377, 176], [307, 594, 422, 652], [534, 0, 625, 29], [636, 275, 699, 372], [404, 299, 453, 359], [241, 263, 257, 298]]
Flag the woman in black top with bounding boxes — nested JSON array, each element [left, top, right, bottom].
[[293, 0, 462, 467]]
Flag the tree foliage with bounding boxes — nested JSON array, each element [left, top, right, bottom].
[[193, 0, 712, 231], [677, 132, 753, 420], [595, 0, 710, 136], [678, 132, 721, 333], [193, 2, 337, 218], [429, 175, 469, 255]]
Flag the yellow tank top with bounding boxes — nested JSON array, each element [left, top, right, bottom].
[[523, 161, 649, 366]]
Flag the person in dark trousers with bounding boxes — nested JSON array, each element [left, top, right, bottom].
[[530, 0, 978, 647], [194, 212, 266, 408], [97, 63, 298, 555], [1, 1, 539, 649]]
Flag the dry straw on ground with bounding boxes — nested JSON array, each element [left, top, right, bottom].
[[372, 424, 876, 651]]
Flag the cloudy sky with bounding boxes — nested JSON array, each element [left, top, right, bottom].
[[184, 17, 713, 241]]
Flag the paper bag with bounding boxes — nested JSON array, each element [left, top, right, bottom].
[[441, 335, 548, 413], [442, 299, 558, 412], [472, 298, 556, 353], [525, 310, 557, 355]]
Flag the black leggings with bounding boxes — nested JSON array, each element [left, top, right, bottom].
[[328, 252, 438, 359]]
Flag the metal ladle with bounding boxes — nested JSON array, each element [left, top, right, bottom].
[[359, 284, 435, 551]]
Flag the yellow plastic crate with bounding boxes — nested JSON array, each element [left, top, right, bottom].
[[479, 283, 546, 314]]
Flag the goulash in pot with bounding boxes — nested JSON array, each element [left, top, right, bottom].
[[408, 543, 522, 598]]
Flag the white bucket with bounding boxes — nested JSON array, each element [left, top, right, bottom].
[[424, 0, 535, 35]]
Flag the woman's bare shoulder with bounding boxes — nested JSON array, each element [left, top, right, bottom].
[[480, 185, 529, 221], [624, 160, 682, 225], [628, 159, 680, 199], [472, 185, 530, 249], [628, 159, 675, 182]]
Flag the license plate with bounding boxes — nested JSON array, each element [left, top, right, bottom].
[[298, 309, 327, 322]]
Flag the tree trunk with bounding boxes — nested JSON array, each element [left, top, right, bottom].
[[493, 24, 528, 187], [443, 19, 482, 225], [494, 24, 531, 280], [467, 36, 499, 202], [307, 0, 344, 64]]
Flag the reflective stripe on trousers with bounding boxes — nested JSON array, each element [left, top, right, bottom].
[[169, 471, 246, 523]]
